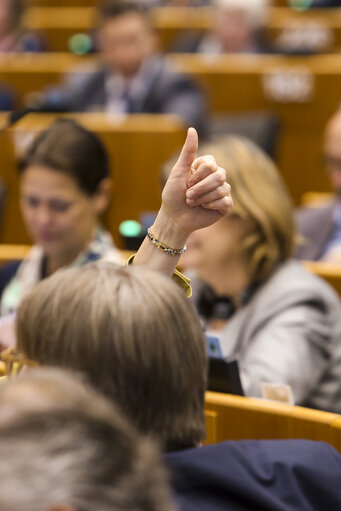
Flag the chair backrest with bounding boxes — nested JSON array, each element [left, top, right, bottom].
[[204, 391, 341, 451], [0, 181, 7, 237], [0, 245, 30, 267], [0, 245, 134, 267], [209, 112, 281, 161], [300, 191, 333, 207], [303, 260, 341, 297]]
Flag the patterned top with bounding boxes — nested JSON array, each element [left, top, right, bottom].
[[0, 228, 123, 316]]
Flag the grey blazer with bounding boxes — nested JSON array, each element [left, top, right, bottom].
[[190, 259, 341, 413], [294, 201, 335, 261]]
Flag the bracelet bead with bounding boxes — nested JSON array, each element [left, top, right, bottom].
[[147, 227, 186, 256]]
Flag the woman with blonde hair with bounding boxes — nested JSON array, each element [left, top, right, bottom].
[[181, 136, 341, 413]]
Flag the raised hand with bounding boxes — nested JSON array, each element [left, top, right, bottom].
[[160, 127, 233, 235], [134, 128, 233, 276]]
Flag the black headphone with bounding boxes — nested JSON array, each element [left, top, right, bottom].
[[197, 282, 259, 322]]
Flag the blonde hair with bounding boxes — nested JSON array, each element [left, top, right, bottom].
[[205, 136, 295, 282], [17, 262, 207, 451]]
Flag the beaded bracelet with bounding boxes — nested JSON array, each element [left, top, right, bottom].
[[147, 227, 186, 256]]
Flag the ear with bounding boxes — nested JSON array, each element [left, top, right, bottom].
[[93, 178, 112, 215]]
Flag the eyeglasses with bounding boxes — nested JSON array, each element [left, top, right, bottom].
[[0, 347, 38, 377]]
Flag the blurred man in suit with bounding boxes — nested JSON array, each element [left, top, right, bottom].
[[0, 85, 14, 110], [295, 109, 341, 261], [40, 0, 206, 135]]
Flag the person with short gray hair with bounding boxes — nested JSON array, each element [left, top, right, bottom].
[[0, 368, 175, 511]]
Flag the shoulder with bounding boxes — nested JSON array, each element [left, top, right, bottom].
[[156, 57, 200, 91], [18, 32, 46, 52], [241, 260, 341, 337], [0, 261, 21, 298], [257, 259, 340, 306], [166, 440, 341, 510], [166, 438, 341, 471], [0, 89, 14, 110]]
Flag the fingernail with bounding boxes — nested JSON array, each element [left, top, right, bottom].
[[186, 190, 194, 199]]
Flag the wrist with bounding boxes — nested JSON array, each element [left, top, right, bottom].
[[152, 207, 188, 249]]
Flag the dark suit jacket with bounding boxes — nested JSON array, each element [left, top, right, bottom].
[[165, 440, 341, 511], [0, 89, 14, 111], [0, 261, 20, 301], [43, 57, 207, 136], [294, 201, 335, 260]]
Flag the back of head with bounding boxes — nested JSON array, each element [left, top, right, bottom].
[[0, 368, 174, 511], [17, 262, 207, 451], [19, 119, 109, 196], [202, 136, 295, 282]]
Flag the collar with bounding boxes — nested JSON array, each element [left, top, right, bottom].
[[105, 56, 162, 108]]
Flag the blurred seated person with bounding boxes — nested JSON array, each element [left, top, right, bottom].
[[38, 0, 206, 135], [290, 0, 341, 6], [0, 119, 123, 316], [295, 108, 341, 262], [174, 0, 271, 54], [0, 0, 46, 52], [0, 125, 231, 316], [0, 368, 175, 511], [13, 264, 341, 510], [179, 137, 341, 413], [0, 84, 14, 110], [160, 0, 210, 4]]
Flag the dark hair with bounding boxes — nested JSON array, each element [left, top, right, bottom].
[[99, 0, 148, 22], [7, 0, 26, 31], [19, 119, 110, 196]]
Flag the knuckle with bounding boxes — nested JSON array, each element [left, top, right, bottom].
[[203, 155, 217, 172], [218, 186, 226, 198], [216, 168, 226, 183], [193, 182, 204, 195], [222, 196, 232, 211]]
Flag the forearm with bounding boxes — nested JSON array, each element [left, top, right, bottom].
[[133, 207, 188, 276]]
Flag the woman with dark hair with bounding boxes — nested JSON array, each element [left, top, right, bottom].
[[0, 118, 123, 315], [0, 123, 232, 315], [0, 0, 45, 52]]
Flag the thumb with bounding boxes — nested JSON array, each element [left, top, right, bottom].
[[174, 127, 198, 172]]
